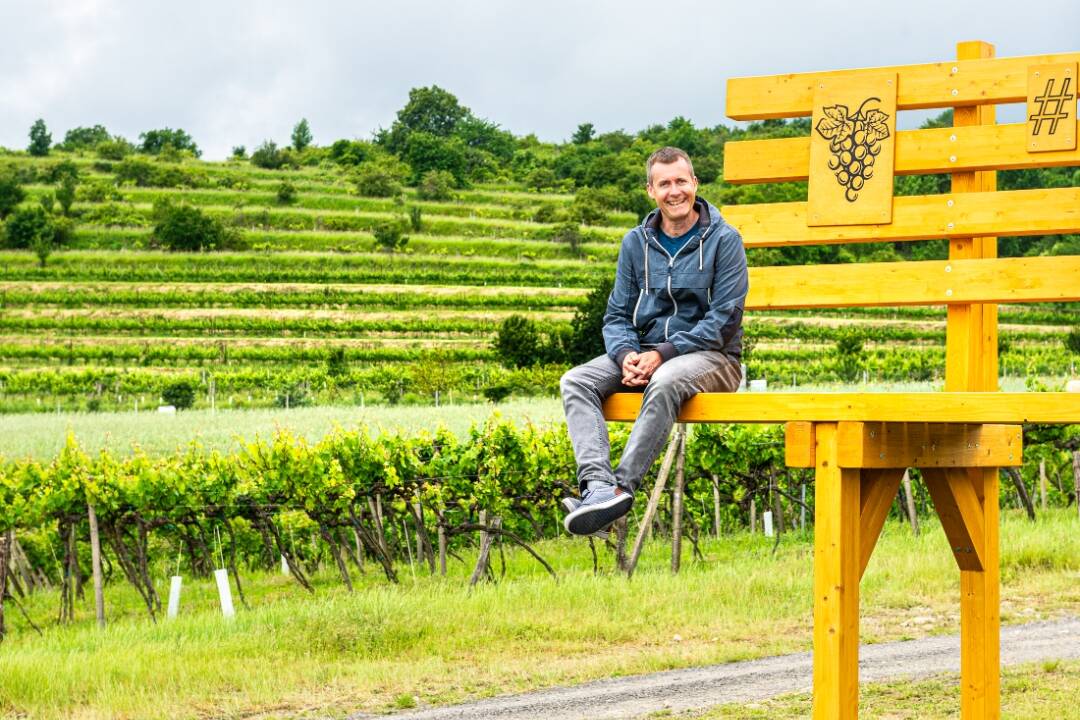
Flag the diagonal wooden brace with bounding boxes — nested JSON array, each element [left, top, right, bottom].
[[921, 468, 987, 572]]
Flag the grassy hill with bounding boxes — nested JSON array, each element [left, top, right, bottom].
[[0, 149, 1077, 413]]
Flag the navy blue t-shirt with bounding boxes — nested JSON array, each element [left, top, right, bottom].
[[657, 227, 697, 258]]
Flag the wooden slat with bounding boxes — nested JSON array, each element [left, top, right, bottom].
[[858, 468, 904, 579], [812, 423, 861, 719], [836, 422, 1021, 468], [602, 392, 1080, 424], [747, 255, 1080, 310], [726, 51, 1080, 120], [724, 120, 1080, 184], [723, 186, 1080, 247], [922, 467, 987, 571]]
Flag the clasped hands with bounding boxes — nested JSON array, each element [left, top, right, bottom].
[[621, 350, 662, 387]]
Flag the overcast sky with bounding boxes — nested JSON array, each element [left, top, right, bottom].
[[2, 0, 1078, 159]]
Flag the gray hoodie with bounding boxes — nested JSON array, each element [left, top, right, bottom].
[[602, 197, 748, 368]]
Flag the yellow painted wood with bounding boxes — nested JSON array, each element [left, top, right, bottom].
[[949, 41, 1000, 720], [723, 120, 1080, 184], [726, 51, 1080, 120], [721, 186, 1080, 248], [836, 422, 1022, 468], [745, 255, 1080, 310], [812, 423, 861, 719], [922, 468, 988, 571], [1027, 63, 1077, 153], [807, 73, 897, 226], [785, 421, 816, 467], [602, 392, 1080, 424], [960, 469, 1000, 719], [858, 468, 904, 579]]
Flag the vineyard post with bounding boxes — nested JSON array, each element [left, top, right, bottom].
[[87, 504, 106, 628], [750, 498, 757, 534], [626, 427, 682, 577], [712, 473, 722, 537], [0, 530, 9, 641], [800, 483, 807, 531], [1073, 451, 1080, 520], [1039, 460, 1047, 511], [902, 470, 919, 536], [670, 425, 687, 574]]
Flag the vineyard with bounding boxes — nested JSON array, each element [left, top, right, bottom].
[[0, 147, 1078, 412]]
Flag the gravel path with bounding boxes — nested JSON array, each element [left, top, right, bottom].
[[367, 617, 1080, 720]]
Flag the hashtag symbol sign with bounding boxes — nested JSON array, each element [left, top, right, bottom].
[[1029, 77, 1074, 136]]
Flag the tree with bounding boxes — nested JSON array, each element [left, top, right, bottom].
[[161, 380, 195, 410], [1066, 327, 1080, 355], [59, 125, 110, 151], [569, 187, 611, 225], [416, 170, 455, 200], [325, 347, 349, 378], [403, 131, 467, 185], [276, 180, 297, 205], [96, 137, 133, 160], [834, 328, 866, 382], [494, 315, 542, 368], [394, 85, 469, 138], [572, 122, 596, 144], [0, 172, 24, 219], [28, 119, 51, 156], [372, 221, 408, 252], [552, 222, 584, 256], [567, 277, 614, 363], [250, 140, 285, 170], [139, 128, 200, 157], [291, 119, 313, 151], [231, 145, 247, 160], [408, 205, 423, 231], [56, 175, 77, 216]]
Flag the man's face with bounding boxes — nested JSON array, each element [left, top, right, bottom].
[[646, 158, 698, 225]]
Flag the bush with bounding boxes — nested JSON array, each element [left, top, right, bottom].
[[154, 203, 242, 252], [28, 119, 51, 157], [373, 221, 408, 252], [532, 203, 561, 224], [494, 315, 541, 368], [352, 157, 407, 197], [56, 175, 77, 215], [59, 125, 110, 151], [551, 221, 583, 255], [231, 145, 247, 160], [161, 380, 195, 410], [834, 328, 866, 382], [96, 138, 133, 160], [416, 169, 456, 200], [250, 140, 286, 170], [567, 277, 614, 363], [1066, 327, 1080, 355], [408, 206, 423, 231], [483, 384, 513, 403], [326, 347, 349, 377], [114, 158, 196, 188], [328, 139, 373, 167], [276, 180, 297, 205], [3, 206, 53, 249], [525, 167, 558, 191], [139, 128, 200, 157], [0, 171, 25, 219]]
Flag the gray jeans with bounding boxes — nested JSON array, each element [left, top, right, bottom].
[[560, 351, 742, 494]]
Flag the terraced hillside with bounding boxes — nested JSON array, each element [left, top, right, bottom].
[[0, 152, 1077, 413]]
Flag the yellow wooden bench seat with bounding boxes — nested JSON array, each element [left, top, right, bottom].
[[599, 40, 1080, 720]]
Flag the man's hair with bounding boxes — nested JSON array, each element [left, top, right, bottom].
[[646, 146, 695, 184]]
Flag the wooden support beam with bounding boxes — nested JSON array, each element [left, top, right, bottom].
[[746, 255, 1080, 310], [836, 422, 1022, 468], [785, 421, 815, 467], [603, 392, 1080, 424], [858, 468, 904, 580], [724, 120, 1080, 184], [726, 50, 1080, 119], [813, 423, 861, 719], [962, 468, 1001, 719], [922, 467, 987, 571]]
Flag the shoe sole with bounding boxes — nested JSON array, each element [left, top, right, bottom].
[[561, 497, 610, 539], [564, 492, 633, 536]]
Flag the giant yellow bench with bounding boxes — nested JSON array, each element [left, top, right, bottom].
[[604, 41, 1080, 719]]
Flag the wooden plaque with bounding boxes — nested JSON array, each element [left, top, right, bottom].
[[807, 73, 897, 226], [1027, 62, 1077, 152]]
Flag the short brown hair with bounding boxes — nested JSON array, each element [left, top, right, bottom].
[[646, 146, 695, 184]]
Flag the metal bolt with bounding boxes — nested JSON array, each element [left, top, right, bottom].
[[869, 430, 876, 438], [947, 199, 954, 207], [945, 265, 952, 272], [951, 66, 959, 73], [1035, 71, 1041, 78], [947, 222, 955, 229], [951, 88, 959, 96], [879, 452, 886, 460], [819, 83, 825, 89], [949, 155, 957, 162], [950, 134, 957, 142], [946, 289, 953, 297]]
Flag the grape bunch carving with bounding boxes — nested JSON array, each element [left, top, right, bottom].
[[815, 98, 891, 202]]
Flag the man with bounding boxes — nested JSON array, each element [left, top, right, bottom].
[[560, 146, 748, 536]]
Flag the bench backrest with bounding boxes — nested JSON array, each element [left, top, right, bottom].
[[721, 41, 1080, 400]]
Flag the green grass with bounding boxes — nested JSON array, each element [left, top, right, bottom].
[[0, 398, 567, 459], [0, 511, 1077, 719], [690, 661, 1080, 718]]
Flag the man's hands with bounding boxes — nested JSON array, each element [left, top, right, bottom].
[[621, 350, 663, 387]]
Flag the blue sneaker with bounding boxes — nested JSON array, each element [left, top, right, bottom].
[[561, 497, 610, 539], [564, 483, 633, 536]]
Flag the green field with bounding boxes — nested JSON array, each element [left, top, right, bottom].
[[0, 510, 1076, 719]]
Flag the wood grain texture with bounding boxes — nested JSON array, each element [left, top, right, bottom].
[[836, 422, 1022, 468], [858, 467, 904, 579]]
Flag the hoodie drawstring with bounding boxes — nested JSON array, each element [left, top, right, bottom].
[[644, 236, 650, 293], [698, 240, 703, 271]]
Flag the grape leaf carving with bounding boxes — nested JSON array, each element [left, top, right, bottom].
[[815, 105, 854, 140], [864, 109, 891, 142]]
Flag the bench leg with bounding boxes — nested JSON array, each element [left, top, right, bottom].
[[961, 468, 1000, 719], [813, 422, 861, 719]]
